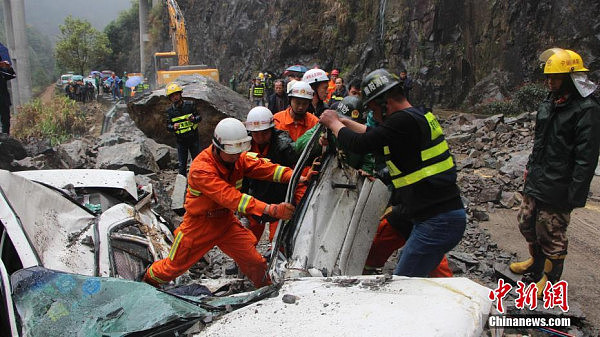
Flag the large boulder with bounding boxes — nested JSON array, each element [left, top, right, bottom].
[[0, 134, 27, 170], [127, 75, 252, 148], [57, 139, 92, 169], [464, 70, 510, 109], [95, 142, 160, 174], [144, 138, 174, 170]]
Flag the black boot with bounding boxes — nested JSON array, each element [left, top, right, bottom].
[[521, 250, 547, 297], [546, 255, 566, 283]]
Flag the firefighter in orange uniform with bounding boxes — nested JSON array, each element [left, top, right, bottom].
[[326, 69, 339, 102], [273, 81, 319, 141], [143, 118, 296, 288]]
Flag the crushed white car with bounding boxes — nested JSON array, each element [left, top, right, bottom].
[[0, 169, 173, 279]]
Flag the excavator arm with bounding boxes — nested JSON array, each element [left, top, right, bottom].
[[166, 0, 189, 66], [154, 0, 219, 86]]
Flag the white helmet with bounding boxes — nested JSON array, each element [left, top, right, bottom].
[[288, 81, 314, 100], [302, 68, 329, 85], [286, 79, 297, 94], [246, 106, 274, 132], [213, 118, 252, 154]]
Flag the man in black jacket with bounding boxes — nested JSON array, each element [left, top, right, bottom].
[[0, 58, 16, 134], [267, 80, 289, 114], [165, 82, 202, 177], [244, 106, 298, 242], [509, 48, 600, 293], [319, 69, 465, 277]]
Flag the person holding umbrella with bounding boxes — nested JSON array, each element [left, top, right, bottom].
[[125, 76, 143, 98], [283, 65, 307, 93]]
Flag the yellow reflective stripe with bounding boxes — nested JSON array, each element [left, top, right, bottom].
[[421, 140, 449, 161], [168, 231, 183, 261], [386, 160, 402, 176], [171, 113, 192, 122], [383, 146, 391, 155], [273, 165, 285, 182], [392, 156, 454, 188], [149, 266, 167, 284], [253, 87, 264, 95], [188, 186, 202, 196], [246, 152, 258, 158], [235, 179, 243, 190], [424, 112, 443, 140], [237, 193, 252, 213], [178, 120, 193, 129]]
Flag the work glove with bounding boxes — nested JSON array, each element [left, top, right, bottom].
[[299, 158, 321, 185], [265, 202, 295, 220]]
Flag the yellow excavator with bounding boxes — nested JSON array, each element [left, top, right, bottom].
[[154, 0, 219, 86]]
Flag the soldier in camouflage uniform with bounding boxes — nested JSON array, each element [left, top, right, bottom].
[[510, 48, 600, 294]]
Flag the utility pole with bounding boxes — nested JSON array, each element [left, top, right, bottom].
[[2, 0, 19, 108], [4, 0, 32, 106], [139, 0, 149, 74]]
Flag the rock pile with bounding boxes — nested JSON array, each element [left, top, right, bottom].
[[442, 112, 537, 217]]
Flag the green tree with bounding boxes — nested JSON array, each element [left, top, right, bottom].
[[55, 15, 111, 75]]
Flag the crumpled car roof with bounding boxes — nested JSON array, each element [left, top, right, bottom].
[[0, 170, 96, 274]]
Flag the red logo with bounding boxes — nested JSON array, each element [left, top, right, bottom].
[[489, 279, 569, 313]]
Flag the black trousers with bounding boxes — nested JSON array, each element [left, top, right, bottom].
[[1, 102, 10, 134], [176, 135, 201, 177]]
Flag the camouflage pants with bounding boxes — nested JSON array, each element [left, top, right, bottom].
[[517, 194, 570, 257]]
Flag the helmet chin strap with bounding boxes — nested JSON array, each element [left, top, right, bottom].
[[375, 96, 388, 119]]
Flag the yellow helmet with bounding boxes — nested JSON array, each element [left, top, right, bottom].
[[166, 82, 183, 96], [258, 72, 265, 79], [565, 50, 589, 72], [539, 48, 589, 74]]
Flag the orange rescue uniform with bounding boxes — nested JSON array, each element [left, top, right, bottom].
[[144, 145, 293, 288], [365, 218, 453, 278], [273, 107, 319, 142], [326, 79, 336, 101]]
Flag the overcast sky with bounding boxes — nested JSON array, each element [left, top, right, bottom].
[[24, 0, 133, 41]]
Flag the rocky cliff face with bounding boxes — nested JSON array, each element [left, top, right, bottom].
[[153, 0, 600, 108]]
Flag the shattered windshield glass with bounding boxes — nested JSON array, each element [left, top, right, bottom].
[[11, 267, 276, 336]]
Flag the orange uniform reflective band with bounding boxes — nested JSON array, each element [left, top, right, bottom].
[[148, 265, 167, 284], [273, 165, 285, 182], [237, 193, 252, 213], [168, 231, 184, 261], [188, 186, 202, 196]]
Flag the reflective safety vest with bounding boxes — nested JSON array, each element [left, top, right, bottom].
[[252, 85, 265, 97], [384, 110, 455, 189], [171, 113, 198, 135], [330, 93, 344, 102]]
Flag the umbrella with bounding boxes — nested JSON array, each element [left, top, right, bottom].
[[0, 42, 10, 64], [125, 76, 143, 88], [285, 65, 308, 73], [90, 70, 101, 76], [71, 75, 84, 81]]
